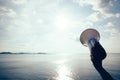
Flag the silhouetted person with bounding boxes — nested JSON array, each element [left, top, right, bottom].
[[90, 42, 115, 80]]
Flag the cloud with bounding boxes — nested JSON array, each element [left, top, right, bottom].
[[102, 31, 120, 53], [115, 13, 120, 18], [74, 0, 120, 18], [99, 0, 120, 13], [105, 22, 114, 27], [104, 27, 119, 36], [0, 7, 17, 18], [79, 0, 119, 13], [11, 0, 27, 5], [0, 6, 17, 40], [87, 11, 105, 22], [0, 0, 61, 52], [74, 0, 120, 31]]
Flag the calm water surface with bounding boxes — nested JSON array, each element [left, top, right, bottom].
[[0, 53, 120, 80]]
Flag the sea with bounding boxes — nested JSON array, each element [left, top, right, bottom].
[[0, 53, 120, 80]]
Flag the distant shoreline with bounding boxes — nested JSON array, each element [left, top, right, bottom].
[[0, 52, 47, 55], [0, 52, 119, 54]]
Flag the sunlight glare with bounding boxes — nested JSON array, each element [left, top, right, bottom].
[[54, 14, 72, 32], [56, 65, 73, 80]]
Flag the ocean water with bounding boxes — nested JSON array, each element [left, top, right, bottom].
[[0, 53, 120, 80]]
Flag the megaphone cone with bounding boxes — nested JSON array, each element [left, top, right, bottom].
[[80, 28, 100, 49]]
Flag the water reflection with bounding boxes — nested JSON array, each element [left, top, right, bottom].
[[55, 59, 74, 80]]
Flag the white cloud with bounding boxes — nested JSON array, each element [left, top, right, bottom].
[[11, 0, 27, 5], [115, 13, 120, 18], [74, 0, 118, 18], [103, 27, 119, 39], [87, 12, 105, 22], [100, 26, 120, 53], [105, 22, 114, 27], [0, 7, 17, 18], [102, 32, 120, 53], [74, 0, 100, 7]]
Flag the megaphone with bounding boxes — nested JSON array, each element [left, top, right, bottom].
[[80, 28, 100, 49], [80, 28, 106, 60]]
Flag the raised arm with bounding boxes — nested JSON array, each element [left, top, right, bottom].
[[90, 42, 114, 80]]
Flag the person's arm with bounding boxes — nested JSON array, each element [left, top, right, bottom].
[[92, 59, 114, 80], [91, 42, 114, 80]]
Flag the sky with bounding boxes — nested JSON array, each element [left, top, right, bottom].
[[0, 0, 120, 53]]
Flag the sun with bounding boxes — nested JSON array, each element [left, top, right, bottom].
[[54, 14, 72, 32]]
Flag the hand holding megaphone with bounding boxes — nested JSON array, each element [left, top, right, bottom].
[[80, 28, 115, 80], [80, 28, 106, 61]]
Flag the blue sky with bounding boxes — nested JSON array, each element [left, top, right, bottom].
[[0, 0, 120, 53]]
